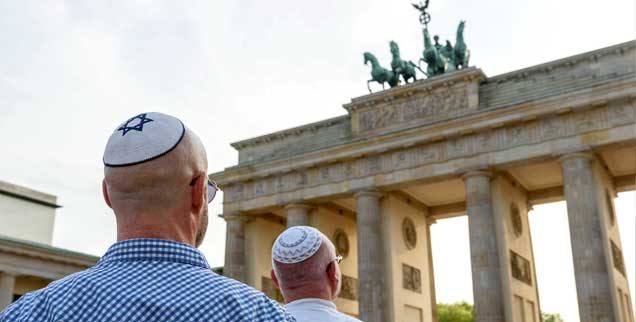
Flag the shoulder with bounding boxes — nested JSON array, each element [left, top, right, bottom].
[[0, 268, 92, 321], [195, 273, 294, 322]]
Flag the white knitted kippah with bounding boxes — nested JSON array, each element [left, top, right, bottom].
[[272, 226, 323, 264]]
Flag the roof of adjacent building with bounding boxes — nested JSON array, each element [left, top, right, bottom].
[[0, 234, 99, 267], [0, 180, 61, 208]]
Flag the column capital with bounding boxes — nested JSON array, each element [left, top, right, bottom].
[[284, 203, 313, 212], [353, 189, 384, 199], [558, 152, 595, 164], [462, 170, 493, 181], [220, 213, 251, 222]]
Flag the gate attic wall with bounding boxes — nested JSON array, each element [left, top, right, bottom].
[[212, 43, 635, 214]]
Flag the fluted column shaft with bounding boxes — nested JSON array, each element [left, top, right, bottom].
[[463, 171, 505, 322], [285, 203, 311, 227], [355, 189, 388, 322], [0, 272, 15, 310], [560, 153, 614, 322], [223, 214, 249, 283]]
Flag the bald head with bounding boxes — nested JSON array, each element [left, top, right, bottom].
[[272, 233, 341, 302], [102, 121, 210, 247], [104, 129, 207, 210]]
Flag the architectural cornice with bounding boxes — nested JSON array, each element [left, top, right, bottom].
[[211, 80, 635, 186], [0, 235, 98, 267], [230, 116, 349, 150], [0, 180, 61, 209], [484, 40, 634, 85]]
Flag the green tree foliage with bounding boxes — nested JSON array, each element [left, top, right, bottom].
[[437, 302, 473, 322], [542, 312, 565, 322]]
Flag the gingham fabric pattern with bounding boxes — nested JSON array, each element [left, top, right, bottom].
[[0, 238, 295, 322]]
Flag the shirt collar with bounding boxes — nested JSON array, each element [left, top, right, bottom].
[[285, 298, 338, 311], [97, 238, 210, 269]]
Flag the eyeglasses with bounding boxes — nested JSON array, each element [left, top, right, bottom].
[[190, 176, 220, 204], [207, 180, 219, 203]]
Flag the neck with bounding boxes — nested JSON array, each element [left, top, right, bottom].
[[283, 284, 333, 304], [115, 212, 196, 247]]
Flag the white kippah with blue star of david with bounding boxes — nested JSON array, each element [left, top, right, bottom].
[[272, 226, 323, 264], [103, 112, 185, 167]]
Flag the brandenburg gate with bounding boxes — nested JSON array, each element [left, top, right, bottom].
[[210, 41, 636, 322]]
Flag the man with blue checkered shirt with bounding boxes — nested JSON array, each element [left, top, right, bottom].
[[0, 112, 295, 322]]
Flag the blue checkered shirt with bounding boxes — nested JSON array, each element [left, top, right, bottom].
[[0, 238, 295, 322]]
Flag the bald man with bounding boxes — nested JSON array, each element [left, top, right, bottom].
[[271, 226, 363, 322], [0, 113, 295, 322]]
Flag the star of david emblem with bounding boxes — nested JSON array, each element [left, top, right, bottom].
[[118, 113, 154, 136]]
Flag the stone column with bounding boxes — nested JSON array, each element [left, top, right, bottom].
[[463, 171, 505, 322], [0, 272, 15, 310], [223, 214, 249, 284], [355, 189, 389, 322], [559, 153, 614, 322], [426, 219, 439, 322], [284, 203, 312, 227]]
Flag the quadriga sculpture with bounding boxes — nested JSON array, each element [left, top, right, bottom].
[[389, 41, 418, 84], [363, 52, 399, 93]]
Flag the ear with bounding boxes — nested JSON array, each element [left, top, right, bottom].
[[271, 269, 281, 290], [327, 262, 339, 293], [269, 269, 280, 290], [190, 174, 206, 214], [102, 179, 112, 209]]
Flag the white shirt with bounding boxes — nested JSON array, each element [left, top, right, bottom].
[[285, 298, 363, 322]]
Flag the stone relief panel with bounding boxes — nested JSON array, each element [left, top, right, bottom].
[[504, 124, 530, 147], [355, 85, 470, 135], [359, 105, 398, 133], [261, 277, 284, 303], [476, 129, 500, 150], [572, 109, 601, 133], [339, 275, 358, 301], [611, 239, 626, 276], [402, 263, 422, 293], [510, 250, 533, 286], [539, 116, 564, 140], [223, 103, 634, 203], [333, 229, 350, 259], [254, 179, 267, 196], [510, 203, 523, 238], [402, 217, 417, 250], [607, 102, 636, 126], [606, 190, 616, 226], [415, 143, 442, 163], [446, 136, 472, 159]]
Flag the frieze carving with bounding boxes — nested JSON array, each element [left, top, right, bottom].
[[402, 263, 422, 293], [539, 116, 563, 139], [223, 102, 634, 203], [608, 103, 635, 126], [339, 275, 358, 301], [354, 84, 471, 135], [510, 250, 532, 286], [506, 124, 530, 146]]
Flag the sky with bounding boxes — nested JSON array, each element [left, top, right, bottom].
[[0, 1, 634, 321]]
